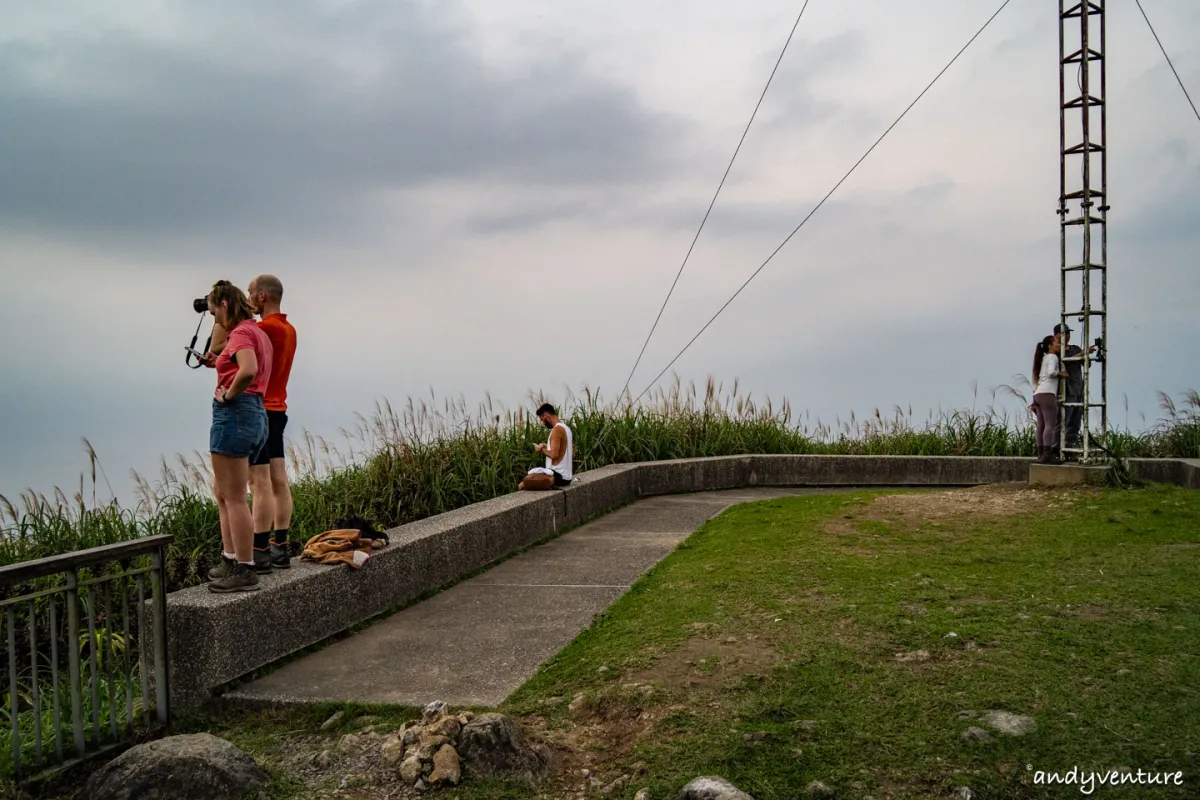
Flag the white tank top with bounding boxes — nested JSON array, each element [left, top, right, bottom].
[[1035, 353, 1061, 396], [547, 422, 574, 480]]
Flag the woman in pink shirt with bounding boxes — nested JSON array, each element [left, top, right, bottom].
[[204, 281, 273, 593]]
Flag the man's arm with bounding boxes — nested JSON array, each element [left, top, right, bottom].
[[1061, 344, 1097, 362], [546, 426, 566, 465]]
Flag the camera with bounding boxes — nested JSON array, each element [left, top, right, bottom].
[[1094, 336, 1105, 364], [186, 295, 214, 369]]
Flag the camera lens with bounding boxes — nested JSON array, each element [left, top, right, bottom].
[[193, 297, 209, 314]]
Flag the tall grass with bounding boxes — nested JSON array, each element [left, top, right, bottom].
[[1, 378, 1197, 592]]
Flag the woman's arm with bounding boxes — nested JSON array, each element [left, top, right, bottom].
[[219, 348, 258, 401]]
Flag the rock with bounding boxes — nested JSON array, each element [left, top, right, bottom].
[[675, 776, 756, 799], [380, 736, 405, 768], [83, 733, 269, 800], [355, 715, 380, 729], [980, 710, 1036, 736], [416, 732, 451, 760], [312, 750, 332, 770], [569, 693, 588, 714], [321, 711, 346, 730], [895, 650, 931, 663], [1116, 669, 1132, 676], [961, 727, 994, 743], [428, 744, 462, 786], [403, 726, 421, 746], [602, 775, 629, 795], [338, 733, 363, 754], [457, 713, 553, 780], [743, 732, 769, 743], [804, 781, 834, 797], [598, 665, 610, 674], [400, 756, 423, 783], [944, 632, 959, 640], [955, 788, 978, 800], [414, 777, 428, 793], [429, 716, 462, 739], [423, 700, 448, 723], [635, 790, 652, 800]]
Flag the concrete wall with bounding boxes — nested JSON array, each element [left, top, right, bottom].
[[161, 454, 1195, 711]]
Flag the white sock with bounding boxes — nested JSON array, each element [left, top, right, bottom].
[[239, 560, 255, 566], [223, 551, 236, 560]]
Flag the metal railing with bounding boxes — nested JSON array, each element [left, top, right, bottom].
[[0, 535, 172, 781]]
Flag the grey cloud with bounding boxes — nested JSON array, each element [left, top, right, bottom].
[[0, 0, 684, 244], [616, 174, 962, 240], [755, 31, 882, 132]]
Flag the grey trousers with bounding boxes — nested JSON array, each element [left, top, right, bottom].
[[1054, 394, 1083, 447], [1033, 393, 1058, 452]]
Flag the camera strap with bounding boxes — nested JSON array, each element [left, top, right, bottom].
[[185, 316, 213, 369]]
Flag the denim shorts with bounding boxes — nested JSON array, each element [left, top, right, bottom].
[[210, 393, 268, 460]]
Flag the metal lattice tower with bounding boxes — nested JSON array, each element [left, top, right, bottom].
[[1058, 0, 1108, 463]]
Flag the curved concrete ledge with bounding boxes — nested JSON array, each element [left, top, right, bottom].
[[159, 454, 1195, 711]]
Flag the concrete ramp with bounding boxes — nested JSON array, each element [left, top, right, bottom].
[[226, 488, 830, 707]]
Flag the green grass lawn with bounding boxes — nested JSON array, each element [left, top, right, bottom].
[[495, 483, 1199, 799], [26, 484, 1198, 800]]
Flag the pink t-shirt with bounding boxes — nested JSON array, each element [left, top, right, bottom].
[[215, 320, 273, 397]]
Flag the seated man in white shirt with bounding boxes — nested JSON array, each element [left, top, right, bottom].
[[518, 403, 574, 490]]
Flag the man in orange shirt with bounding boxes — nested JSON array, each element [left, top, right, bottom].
[[246, 274, 297, 571]]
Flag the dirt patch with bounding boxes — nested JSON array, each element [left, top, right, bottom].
[[519, 709, 657, 798], [620, 629, 784, 693], [1073, 603, 1108, 620], [825, 484, 1093, 542]]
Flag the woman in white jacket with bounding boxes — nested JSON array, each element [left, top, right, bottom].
[[1031, 332, 1067, 463]]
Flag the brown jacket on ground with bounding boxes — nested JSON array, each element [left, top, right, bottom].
[[302, 528, 374, 568]]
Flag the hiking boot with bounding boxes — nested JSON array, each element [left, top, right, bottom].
[[207, 562, 261, 593], [269, 542, 291, 570], [253, 548, 274, 575], [207, 554, 235, 582]]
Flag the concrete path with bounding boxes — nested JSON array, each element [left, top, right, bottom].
[[228, 488, 843, 707]]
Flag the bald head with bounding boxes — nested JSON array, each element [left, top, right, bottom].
[[251, 274, 283, 303]]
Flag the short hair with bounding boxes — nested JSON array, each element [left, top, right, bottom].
[[252, 274, 283, 303], [536, 403, 557, 417]]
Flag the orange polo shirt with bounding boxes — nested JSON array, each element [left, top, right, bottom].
[[257, 313, 297, 412]]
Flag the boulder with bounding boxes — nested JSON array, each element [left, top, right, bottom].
[[456, 713, 552, 780], [84, 733, 269, 800], [428, 744, 462, 786], [423, 700, 448, 723], [676, 776, 756, 800], [400, 756, 423, 783], [380, 735, 405, 768]]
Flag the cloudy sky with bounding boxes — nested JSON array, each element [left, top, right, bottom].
[[2, 0, 1198, 508]]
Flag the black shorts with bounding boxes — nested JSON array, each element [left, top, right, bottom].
[[553, 473, 572, 487], [251, 411, 288, 466]]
